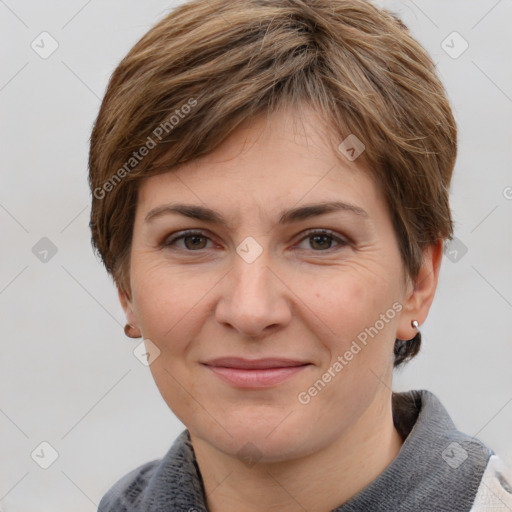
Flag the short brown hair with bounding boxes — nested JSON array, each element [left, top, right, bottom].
[[88, 0, 457, 367]]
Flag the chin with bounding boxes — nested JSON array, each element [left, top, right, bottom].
[[190, 409, 320, 464], [225, 432, 312, 464]]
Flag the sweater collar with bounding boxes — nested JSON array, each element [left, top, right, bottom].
[[138, 389, 491, 511]]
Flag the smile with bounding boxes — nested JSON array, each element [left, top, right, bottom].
[[202, 358, 312, 388]]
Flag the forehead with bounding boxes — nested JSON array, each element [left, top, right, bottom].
[[136, 106, 383, 226]]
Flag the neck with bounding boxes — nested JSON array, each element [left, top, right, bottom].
[[190, 390, 403, 512]]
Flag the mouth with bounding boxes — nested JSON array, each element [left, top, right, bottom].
[[201, 357, 312, 388]]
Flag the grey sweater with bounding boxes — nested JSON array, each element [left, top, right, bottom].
[[98, 389, 512, 511]]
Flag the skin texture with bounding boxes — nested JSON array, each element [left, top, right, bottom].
[[119, 105, 442, 512]]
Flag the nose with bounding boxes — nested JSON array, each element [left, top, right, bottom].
[[214, 251, 292, 338]]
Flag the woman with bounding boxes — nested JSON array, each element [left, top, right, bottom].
[[88, 0, 512, 510]]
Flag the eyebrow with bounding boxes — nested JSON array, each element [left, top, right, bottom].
[[144, 201, 368, 227]]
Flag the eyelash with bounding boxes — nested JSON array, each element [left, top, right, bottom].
[[162, 229, 350, 253]]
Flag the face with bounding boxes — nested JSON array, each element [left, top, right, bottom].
[[121, 105, 422, 463]]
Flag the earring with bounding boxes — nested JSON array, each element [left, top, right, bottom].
[[411, 320, 420, 330], [124, 323, 141, 339]]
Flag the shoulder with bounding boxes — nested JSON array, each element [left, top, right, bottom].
[[97, 429, 202, 512], [470, 454, 512, 511], [388, 389, 498, 510], [98, 458, 160, 512]]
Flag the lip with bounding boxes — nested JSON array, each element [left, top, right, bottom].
[[202, 357, 311, 388]]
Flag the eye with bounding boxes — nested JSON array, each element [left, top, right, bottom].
[[162, 230, 213, 251], [162, 228, 350, 253], [295, 229, 349, 252]]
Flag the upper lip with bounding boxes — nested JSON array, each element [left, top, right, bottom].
[[202, 357, 310, 369]]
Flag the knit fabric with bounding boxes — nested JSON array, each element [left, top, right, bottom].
[[98, 389, 512, 511]]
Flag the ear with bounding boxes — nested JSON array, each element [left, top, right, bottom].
[[396, 240, 443, 340], [118, 285, 141, 337]]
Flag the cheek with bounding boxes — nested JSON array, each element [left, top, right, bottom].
[[318, 269, 396, 337], [130, 260, 212, 353], [301, 277, 400, 422], [131, 264, 215, 426], [312, 266, 401, 397]]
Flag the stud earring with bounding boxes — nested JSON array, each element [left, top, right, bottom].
[[411, 320, 420, 330], [124, 323, 141, 339]]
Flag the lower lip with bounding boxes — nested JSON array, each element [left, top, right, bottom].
[[204, 365, 310, 388]]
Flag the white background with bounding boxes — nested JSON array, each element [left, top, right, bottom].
[[1, 1, 511, 510]]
